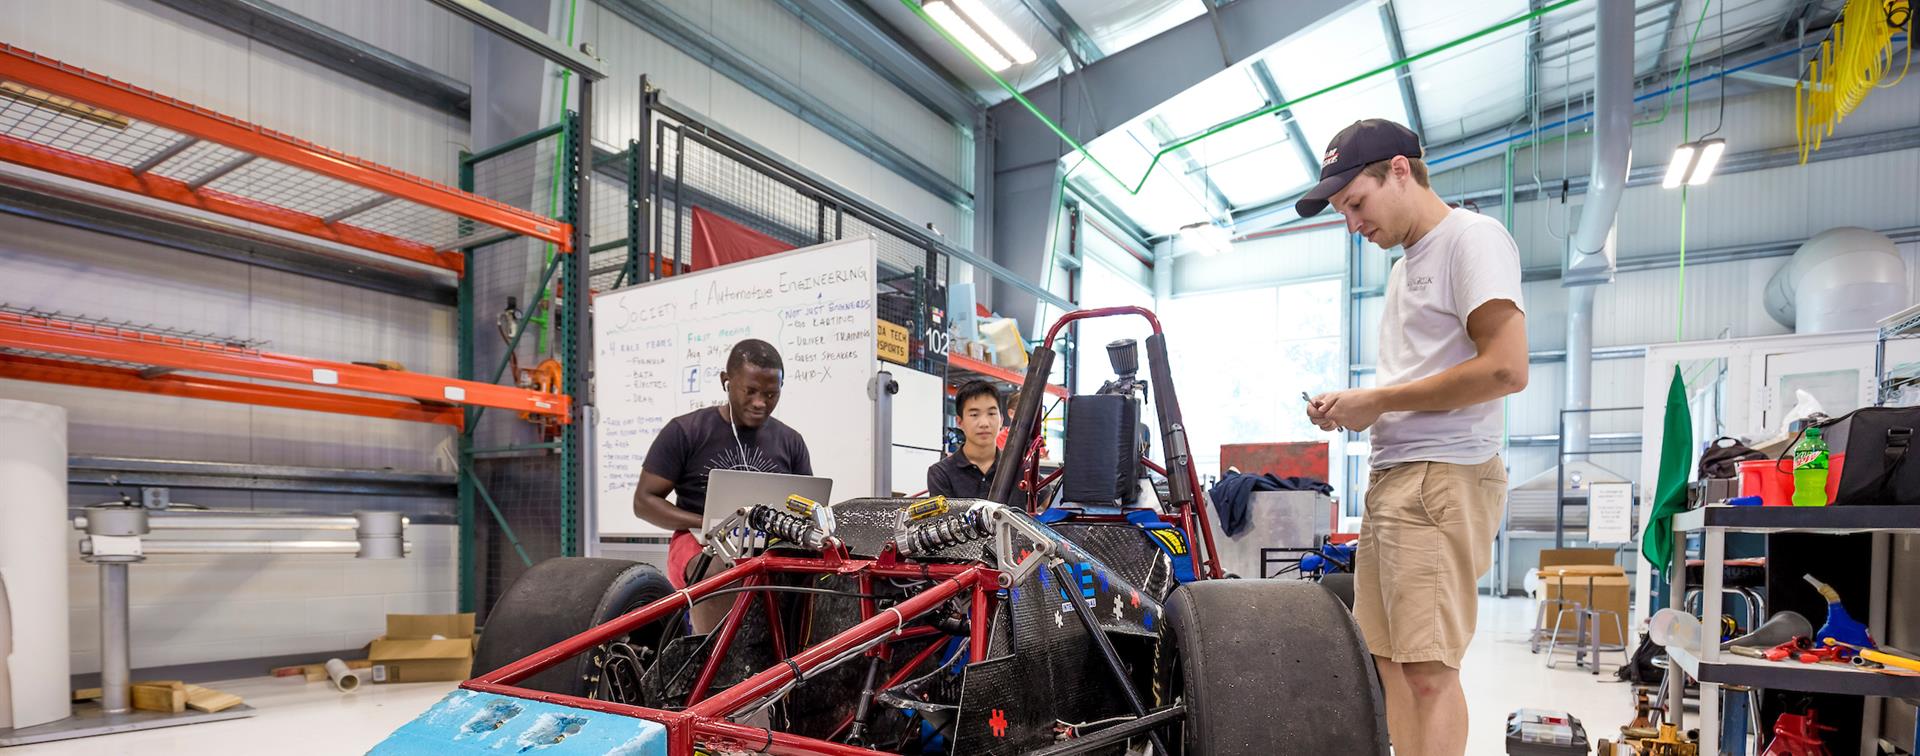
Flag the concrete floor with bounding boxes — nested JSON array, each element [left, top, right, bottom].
[[11, 596, 1638, 755]]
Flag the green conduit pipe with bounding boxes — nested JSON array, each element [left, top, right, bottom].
[[904, 0, 1581, 198], [526, 0, 582, 356], [1673, 0, 1714, 342]]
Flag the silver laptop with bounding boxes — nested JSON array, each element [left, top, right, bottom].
[[703, 469, 834, 532]]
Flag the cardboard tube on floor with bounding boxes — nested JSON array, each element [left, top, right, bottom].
[[325, 658, 361, 692]]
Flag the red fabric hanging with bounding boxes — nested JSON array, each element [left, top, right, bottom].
[[688, 206, 794, 271]]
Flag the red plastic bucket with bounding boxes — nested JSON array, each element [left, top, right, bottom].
[[1740, 454, 1847, 505], [1738, 459, 1793, 506]]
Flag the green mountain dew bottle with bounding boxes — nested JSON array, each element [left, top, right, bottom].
[[1791, 426, 1830, 507]]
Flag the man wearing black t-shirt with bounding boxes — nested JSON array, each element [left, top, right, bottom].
[[926, 380, 1002, 499], [634, 339, 811, 629]]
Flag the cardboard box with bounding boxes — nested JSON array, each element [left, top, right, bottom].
[[368, 613, 476, 683], [1540, 572, 1631, 646], [1538, 548, 1621, 570], [1537, 548, 1629, 645]]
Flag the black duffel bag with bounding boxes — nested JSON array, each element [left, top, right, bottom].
[[1699, 436, 1766, 479], [1801, 407, 1920, 506]]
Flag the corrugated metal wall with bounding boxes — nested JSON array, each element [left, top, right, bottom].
[[0, 0, 471, 181], [0, 0, 978, 675], [0, 0, 475, 675]]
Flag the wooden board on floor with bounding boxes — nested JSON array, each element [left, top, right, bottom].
[[131, 683, 187, 713], [184, 685, 243, 713]]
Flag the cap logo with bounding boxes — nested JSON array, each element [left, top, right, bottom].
[[1321, 147, 1339, 167]]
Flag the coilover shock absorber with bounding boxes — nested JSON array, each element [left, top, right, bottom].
[[744, 495, 834, 550], [897, 506, 992, 557]]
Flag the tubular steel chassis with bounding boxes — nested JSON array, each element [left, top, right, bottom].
[[462, 307, 1225, 755]]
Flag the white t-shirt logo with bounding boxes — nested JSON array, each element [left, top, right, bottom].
[[1407, 275, 1435, 292]]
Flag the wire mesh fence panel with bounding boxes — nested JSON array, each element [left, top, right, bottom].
[[0, 92, 184, 166], [587, 150, 633, 292], [473, 454, 565, 623], [639, 109, 951, 375], [0, 87, 555, 255], [460, 122, 581, 608], [148, 140, 248, 183], [203, 158, 385, 219]]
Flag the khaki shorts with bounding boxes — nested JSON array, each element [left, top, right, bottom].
[[1352, 456, 1507, 668]]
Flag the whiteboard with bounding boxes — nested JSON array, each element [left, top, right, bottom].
[[594, 238, 879, 537], [884, 361, 945, 496]]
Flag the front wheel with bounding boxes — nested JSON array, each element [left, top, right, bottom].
[[471, 557, 676, 699], [1161, 579, 1389, 755]]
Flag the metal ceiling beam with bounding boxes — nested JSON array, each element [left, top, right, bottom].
[[774, 0, 984, 126], [1725, 69, 1803, 88], [1065, 179, 1152, 243], [149, 0, 471, 118], [1656, 0, 1689, 69], [1352, 227, 1920, 301], [425, 0, 606, 79], [598, 0, 971, 207], [1378, 1, 1426, 141], [1447, 125, 1920, 209], [989, 0, 1350, 169], [1535, 0, 1680, 51], [1143, 118, 1230, 217], [1409, 35, 1804, 170], [1020, 0, 1105, 65], [1242, 122, 1920, 240], [1248, 61, 1325, 184]]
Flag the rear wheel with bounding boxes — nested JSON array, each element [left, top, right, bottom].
[[1161, 579, 1388, 755], [1318, 572, 1356, 611], [472, 557, 675, 698]]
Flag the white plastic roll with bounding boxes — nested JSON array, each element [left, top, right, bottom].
[[0, 400, 71, 729], [324, 658, 361, 692]]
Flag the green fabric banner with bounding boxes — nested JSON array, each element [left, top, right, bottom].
[[1642, 366, 1694, 571]]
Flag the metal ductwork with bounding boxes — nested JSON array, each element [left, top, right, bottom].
[[1561, 0, 1633, 457], [1763, 227, 1909, 333]]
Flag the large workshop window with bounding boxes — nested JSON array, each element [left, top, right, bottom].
[[1159, 278, 1342, 484], [1069, 226, 1160, 467]]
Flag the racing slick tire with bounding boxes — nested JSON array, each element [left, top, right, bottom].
[[1162, 579, 1389, 755], [472, 557, 674, 696], [1319, 572, 1357, 611]]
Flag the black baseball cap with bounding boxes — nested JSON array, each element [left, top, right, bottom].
[[1295, 119, 1424, 217]]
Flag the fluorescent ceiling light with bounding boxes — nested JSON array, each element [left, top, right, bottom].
[[1178, 222, 1233, 257], [926, 2, 1012, 71], [1662, 138, 1728, 189], [953, 0, 1037, 65], [1687, 138, 1726, 186], [1661, 143, 1695, 189]]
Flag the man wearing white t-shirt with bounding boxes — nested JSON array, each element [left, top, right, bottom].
[[1299, 119, 1529, 756]]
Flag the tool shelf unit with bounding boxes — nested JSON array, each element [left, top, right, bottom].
[[1665, 505, 1920, 755], [0, 23, 606, 616], [1876, 305, 1920, 405]]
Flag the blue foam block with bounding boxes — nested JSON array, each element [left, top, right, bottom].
[[370, 690, 668, 755]]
